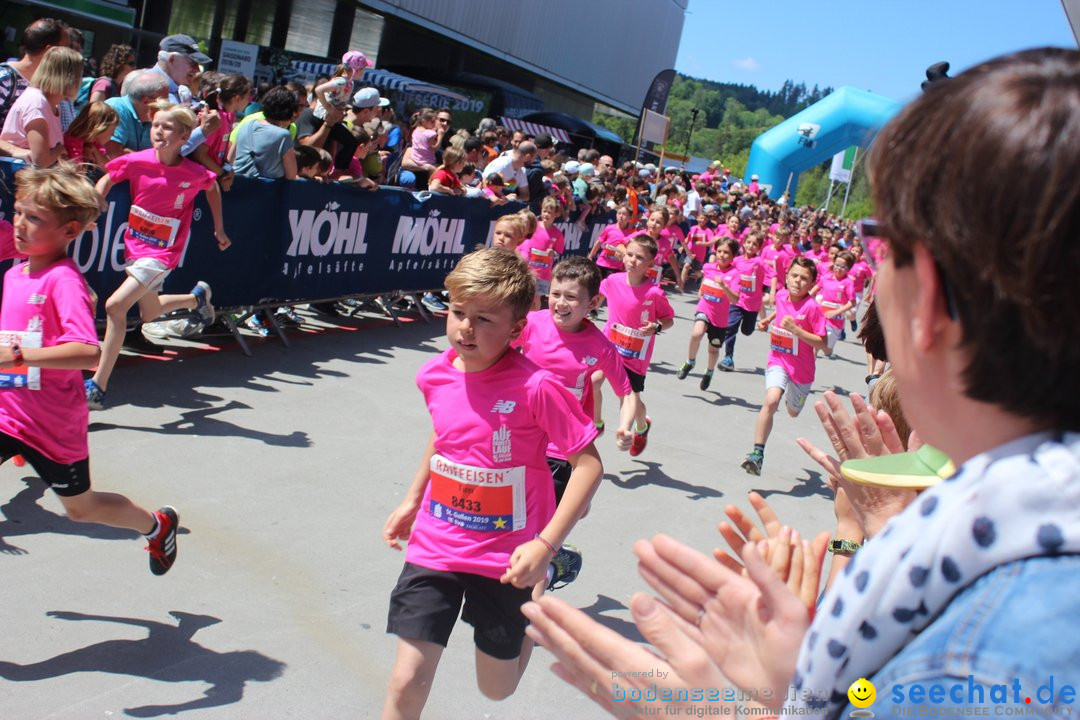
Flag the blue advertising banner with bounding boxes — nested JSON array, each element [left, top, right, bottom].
[[0, 160, 608, 311]]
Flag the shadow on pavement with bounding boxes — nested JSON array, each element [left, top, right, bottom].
[[756, 468, 833, 501], [610, 462, 724, 500], [579, 594, 645, 644], [0, 610, 285, 717]]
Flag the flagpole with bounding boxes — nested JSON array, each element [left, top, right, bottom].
[[840, 148, 859, 217]]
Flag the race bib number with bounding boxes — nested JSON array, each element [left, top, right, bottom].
[[769, 325, 799, 356], [702, 278, 726, 303], [601, 243, 621, 262], [428, 455, 526, 532], [529, 247, 554, 270], [821, 300, 844, 309], [0, 331, 41, 390], [645, 264, 663, 285], [128, 205, 180, 249], [739, 273, 757, 294], [609, 323, 650, 360]]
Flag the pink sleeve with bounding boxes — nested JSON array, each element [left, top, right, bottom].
[[91, 77, 111, 94], [529, 373, 597, 458], [553, 228, 565, 255], [654, 289, 675, 320], [807, 303, 827, 336], [53, 274, 99, 346], [0, 220, 16, 262], [600, 342, 632, 397], [105, 153, 131, 182]]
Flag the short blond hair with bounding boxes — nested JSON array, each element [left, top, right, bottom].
[[31, 46, 83, 99], [15, 162, 102, 230], [869, 370, 911, 450], [445, 247, 535, 321], [517, 209, 537, 239], [150, 100, 198, 135], [493, 213, 527, 243]]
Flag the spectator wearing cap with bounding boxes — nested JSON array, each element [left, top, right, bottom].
[[525, 131, 555, 211], [574, 162, 595, 200], [145, 34, 219, 156], [0, 17, 70, 158], [103, 70, 169, 157], [483, 141, 535, 201]]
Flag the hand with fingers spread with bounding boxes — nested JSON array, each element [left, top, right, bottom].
[[635, 534, 809, 706], [522, 593, 728, 717]]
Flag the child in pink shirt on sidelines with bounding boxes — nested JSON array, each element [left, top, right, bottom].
[[381, 248, 602, 720], [519, 256, 638, 450], [680, 210, 715, 292], [85, 102, 230, 410], [597, 233, 675, 457], [718, 232, 766, 371], [741, 257, 827, 476], [676, 237, 740, 390], [588, 203, 634, 277], [62, 101, 118, 178], [813, 249, 856, 357], [1, 163, 179, 573], [517, 197, 565, 298]]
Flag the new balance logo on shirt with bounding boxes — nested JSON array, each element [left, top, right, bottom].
[[491, 400, 517, 414]]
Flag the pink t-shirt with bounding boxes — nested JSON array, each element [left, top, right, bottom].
[[518, 225, 565, 282], [849, 261, 873, 293], [761, 243, 792, 287], [662, 226, 684, 264], [405, 348, 596, 579], [202, 111, 235, 166], [599, 272, 675, 376], [686, 226, 713, 263], [105, 149, 217, 268], [733, 255, 766, 312], [0, 258, 98, 464], [518, 310, 630, 456], [768, 289, 826, 385], [817, 273, 855, 328], [594, 223, 633, 269], [410, 126, 437, 166], [1, 87, 63, 152], [655, 229, 676, 265], [695, 262, 738, 326]]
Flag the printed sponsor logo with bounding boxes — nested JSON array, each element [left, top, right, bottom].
[[287, 202, 370, 257], [491, 400, 517, 414]]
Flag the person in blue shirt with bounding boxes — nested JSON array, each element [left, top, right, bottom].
[[103, 71, 168, 156]]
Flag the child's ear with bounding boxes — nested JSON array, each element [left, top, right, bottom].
[[587, 293, 602, 311], [509, 316, 527, 340], [63, 220, 87, 240]]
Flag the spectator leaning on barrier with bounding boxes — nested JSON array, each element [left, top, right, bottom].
[[103, 71, 169, 157], [0, 18, 70, 159], [231, 86, 298, 180], [483, 140, 534, 201], [526, 132, 555, 211], [1, 47, 83, 168]]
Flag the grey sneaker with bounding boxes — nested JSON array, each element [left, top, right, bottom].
[[191, 282, 215, 325]]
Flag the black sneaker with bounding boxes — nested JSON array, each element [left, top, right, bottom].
[[676, 361, 694, 380], [741, 450, 764, 476], [145, 506, 178, 576], [547, 545, 583, 590], [699, 370, 714, 391]]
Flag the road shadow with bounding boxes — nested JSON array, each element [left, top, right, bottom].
[[609, 462, 723, 501], [0, 610, 285, 717], [756, 468, 833, 502], [579, 594, 645, 644], [682, 392, 761, 413]]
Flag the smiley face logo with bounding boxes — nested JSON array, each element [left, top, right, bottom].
[[848, 677, 876, 708]]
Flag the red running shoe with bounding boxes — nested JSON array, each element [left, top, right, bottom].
[[629, 417, 652, 457], [146, 506, 178, 576]]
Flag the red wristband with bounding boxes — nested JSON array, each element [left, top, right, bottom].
[[534, 533, 557, 556]]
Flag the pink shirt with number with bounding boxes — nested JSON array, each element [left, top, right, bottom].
[[695, 262, 738, 326], [817, 273, 855, 328], [0, 257, 98, 464], [686, 226, 713, 263], [518, 310, 630, 457], [599, 272, 674, 377], [594, 223, 633, 269], [733, 255, 766, 312], [768, 289, 826, 385], [105, 149, 217, 269], [405, 348, 596, 579], [518, 225, 565, 282]]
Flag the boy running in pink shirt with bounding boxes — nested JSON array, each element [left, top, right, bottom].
[[1, 164, 178, 573], [86, 102, 230, 409], [813, 250, 856, 357], [719, 232, 766, 371], [381, 248, 602, 720], [741, 257, 827, 476], [676, 238, 740, 390], [517, 197, 565, 299], [588, 203, 634, 278], [598, 234, 675, 456], [679, 210, 715, 292]]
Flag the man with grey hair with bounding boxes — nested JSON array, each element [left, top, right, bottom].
[[104, 71, 169, 156], [483, 140, 536, 201], [146, 34, 218, 155]]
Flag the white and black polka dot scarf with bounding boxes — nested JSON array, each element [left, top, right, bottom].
[[783, 432, 1080, 720]]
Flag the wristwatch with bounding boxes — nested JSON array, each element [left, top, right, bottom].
[[828, 539, 861, 555], [10, 343, 24, 367], [654, 321, 663, 335]]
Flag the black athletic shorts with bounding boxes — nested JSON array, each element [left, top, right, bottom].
[[387, 562, 533, 660], [0, 432, 90, 497], [626, 368, 646, 393], [547, 456, 572, 505], [694, 312, 726, 345]]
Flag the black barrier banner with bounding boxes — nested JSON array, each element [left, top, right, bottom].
[[0, 160, 609, 310]]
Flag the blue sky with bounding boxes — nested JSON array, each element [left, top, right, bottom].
[[676, 1, 1076, 102]]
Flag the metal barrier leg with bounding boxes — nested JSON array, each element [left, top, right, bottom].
[[410, 293, 432, 324], [224, 313, 253, 357], [262, 308, 291, 348]]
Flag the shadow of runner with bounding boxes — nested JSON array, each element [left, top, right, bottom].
[[90, 400, 311, 447], [609, 462, 724, 500], [0, 610, 285, 717], [579, 594, 645, 644], [756, 469, 832, 501]]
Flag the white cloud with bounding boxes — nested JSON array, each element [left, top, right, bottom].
[[732, 56, 761, 72]]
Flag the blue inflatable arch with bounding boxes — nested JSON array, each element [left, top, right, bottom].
[[745, 86, 903, 200]]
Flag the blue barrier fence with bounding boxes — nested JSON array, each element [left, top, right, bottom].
[[0, 159, 606, 310]]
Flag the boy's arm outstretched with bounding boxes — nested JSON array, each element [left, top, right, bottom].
[[204, 182, 231, 251], [383, 432, 437, 550], [502, 443, 602, 588]]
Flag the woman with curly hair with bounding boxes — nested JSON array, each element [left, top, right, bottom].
[[89, 44, 135, 103]]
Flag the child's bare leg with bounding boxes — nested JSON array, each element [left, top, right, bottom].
[[381, 638, 443, 720], [686, 321, 705, 363], [475, 639, 535, 701], [632, 391, 647, 429], [137, 290, 198, 322], [93, 276, 152, 391], [58, 490, 154, 532], [753, 387, 784, 446], [706, 345, 720, 371]]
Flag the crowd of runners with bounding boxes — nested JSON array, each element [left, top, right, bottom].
[[1, 16, 1079, 720]]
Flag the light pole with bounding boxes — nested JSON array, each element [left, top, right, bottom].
[[683, 107, 699, 169]]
